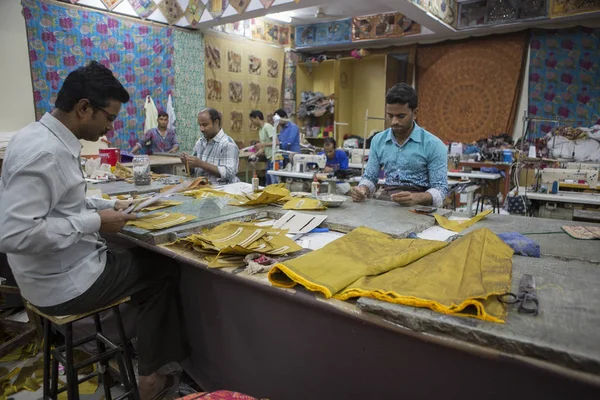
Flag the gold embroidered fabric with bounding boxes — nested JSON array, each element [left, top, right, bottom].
[[282, 198, 326, 210], [139, 200, 183, 212], [127, 212, 196, 230], [433, 209, 492, 232]]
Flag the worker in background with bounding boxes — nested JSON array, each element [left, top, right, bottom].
[[180, 108, 240, 184], [274, 108, 300, 153], [350, 83, 448, 207], [249, 110, 278, 184], [131, 111, 179, 154], [0, 61, 185, 400], [320, 137, 349, 173], [319, 137, 351, 195]]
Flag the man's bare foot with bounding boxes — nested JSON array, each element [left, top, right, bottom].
[[139, 373, 166, 400]]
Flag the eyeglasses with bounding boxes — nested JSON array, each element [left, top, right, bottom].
[[88, 100, 118, 122]]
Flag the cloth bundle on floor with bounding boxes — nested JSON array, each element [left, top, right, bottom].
[[269, 227, 513, 322]]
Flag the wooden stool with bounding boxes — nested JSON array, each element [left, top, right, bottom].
[[27, 298, 140, 400], [476, 195, 500, 214]]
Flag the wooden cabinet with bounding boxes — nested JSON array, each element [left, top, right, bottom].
[[296, 51, 414, 146]]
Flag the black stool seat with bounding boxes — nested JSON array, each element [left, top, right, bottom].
[[27, 298, 139, 400], [475, 195, 500, 214]]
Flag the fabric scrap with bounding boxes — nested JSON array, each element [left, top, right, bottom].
[[434, 209, 492, 232], [497, 232, 541, 257], [561, 225, 600, 240], [282, 198, 326, 210], [140, 200, 183, 212]]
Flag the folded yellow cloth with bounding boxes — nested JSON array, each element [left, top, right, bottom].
[[434, 209, 492, 232], [230, 184, 290, 206], [183, 188, 244, 201], [127, 212, 196, 230], [269, 227, 513, 322], [174, 221, 303, 268], [269, 227, 447, 297], [282, 198, 326, 210], [140, 200, 183, 212]]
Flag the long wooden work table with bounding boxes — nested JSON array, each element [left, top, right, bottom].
[[92, 176, 600, 399]]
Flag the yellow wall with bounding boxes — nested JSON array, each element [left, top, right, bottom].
[[336, 58, 354, 142], [351, 55, 386, 138], [311, 60, 335, 95]]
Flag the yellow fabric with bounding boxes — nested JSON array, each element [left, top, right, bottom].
[[127, 212, 196, 230], [183, 188, 245, 201], [269, 227, 447, 297], [269, 227, 513, 322], [434, 209, 492, 232], [173, 221, 302, 268], [140, 200, 183, 212], [282, 198, 326, 210], [229, 184, 290, 206]]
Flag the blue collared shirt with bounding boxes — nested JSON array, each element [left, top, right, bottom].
[[318, 149, 349, 171], [359, 123, 448, 207], [278, 122, 300, 153]]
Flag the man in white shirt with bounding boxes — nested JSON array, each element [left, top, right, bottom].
[[180, 108, 240, 184], [0, 61, 184, 400]]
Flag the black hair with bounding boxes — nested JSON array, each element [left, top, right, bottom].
[[55, 60, 129, 112], [385, 83, 418, 110], [323, 137, 337, 148], [274, 108, 288, 119], [249, 110, 264, 120], [158, 111, 168, 118], [200, 108, 222, 127]]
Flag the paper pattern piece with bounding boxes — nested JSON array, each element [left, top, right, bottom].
[[185, 0, 206, 27], [207, 79, 222, 101], [127, 0, 157, 19], [127, 212, 196, 230], [249, 55, 262, 75], [229, 81, 243, 103], [158, 0, 184, 25], [206, 44, 221, 69], [228, 50, 241, 72], [272, 211, 327, 234], [100, 0, 124, 10]]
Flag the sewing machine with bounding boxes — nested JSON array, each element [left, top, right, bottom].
[[541, 168, 598, 189], [350, 149, 369, 165], [292, 153, 326, 173]]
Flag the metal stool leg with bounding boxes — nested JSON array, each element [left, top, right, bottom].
[[50, 352, 59, 400], [65, 323, 79, 400], [94, 314, 113, 400], [43, 318, 51, 400], [113, 306, 140, 400]]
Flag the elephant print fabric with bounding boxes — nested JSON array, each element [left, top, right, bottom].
[[23, 0, 175, 150]]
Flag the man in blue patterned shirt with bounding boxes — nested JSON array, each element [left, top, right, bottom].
[[350, 83, 448, 207]]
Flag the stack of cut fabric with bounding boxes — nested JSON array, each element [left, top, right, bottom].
[[174, 222, 303, 268], [269, 227, 514, 323]]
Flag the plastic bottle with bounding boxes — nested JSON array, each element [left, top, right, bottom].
[[252, 174, 259, 192], [311, 175, 320, 197]]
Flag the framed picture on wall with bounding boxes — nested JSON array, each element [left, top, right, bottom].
[[100, 0, 124, 10]]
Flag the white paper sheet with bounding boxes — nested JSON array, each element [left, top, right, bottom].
[[273, 211, 327, 234]]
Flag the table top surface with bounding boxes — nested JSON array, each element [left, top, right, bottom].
[[113, 177, 600, 379], [518, 187, 600, 205]]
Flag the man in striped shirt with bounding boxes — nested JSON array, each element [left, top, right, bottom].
[[180, 108, 240, 184]]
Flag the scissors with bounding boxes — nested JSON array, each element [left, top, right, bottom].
[[498, 274, 539, 316]]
